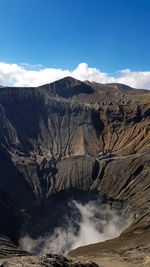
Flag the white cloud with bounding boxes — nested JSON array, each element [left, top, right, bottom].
[[0, 61, 150, 89]]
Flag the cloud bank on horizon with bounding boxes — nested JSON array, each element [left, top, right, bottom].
[[1, 61, 150, 89]]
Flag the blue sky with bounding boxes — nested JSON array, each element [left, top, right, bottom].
[[1, 0, 150, 88], [1, 0, 150, 71]]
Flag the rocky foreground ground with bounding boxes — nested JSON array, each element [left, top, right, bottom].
[[0, 254, 99, 267]]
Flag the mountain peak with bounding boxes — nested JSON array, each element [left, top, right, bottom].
[[39, 76, 94, 98]]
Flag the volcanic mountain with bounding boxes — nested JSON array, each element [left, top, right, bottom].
[[0, 77, 150, 266]]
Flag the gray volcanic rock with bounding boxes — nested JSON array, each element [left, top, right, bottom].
[[1, 77, 150, 265]]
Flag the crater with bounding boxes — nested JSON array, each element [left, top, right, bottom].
[[1, 78, 150, 266], [18, 190, 133, 255]]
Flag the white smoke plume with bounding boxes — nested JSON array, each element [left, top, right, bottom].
[[19, 200, 133, 255]]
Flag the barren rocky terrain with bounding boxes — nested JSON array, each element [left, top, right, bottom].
[[1, 77, 150, 266]]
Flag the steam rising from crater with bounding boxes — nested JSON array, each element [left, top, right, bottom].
[[20, 200, 132, 255]]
